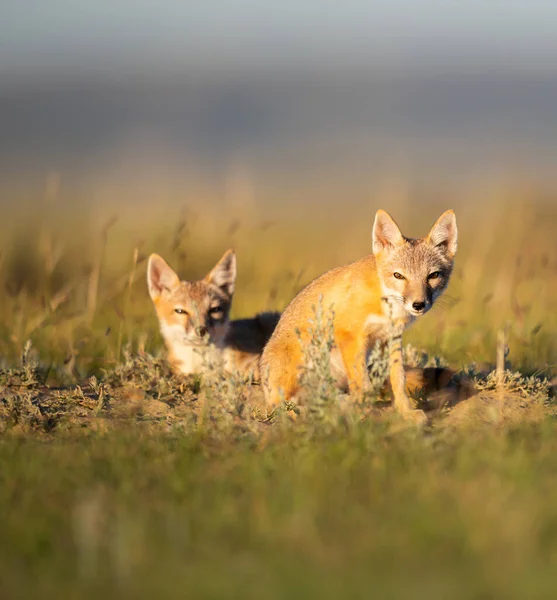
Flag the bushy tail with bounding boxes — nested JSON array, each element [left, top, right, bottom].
[[403, 367, 476, 413], [255, 311, 281, 341]]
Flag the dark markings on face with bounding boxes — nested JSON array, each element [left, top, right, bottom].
[[378, 238, 454, 311], [168, 281, 233, 340]]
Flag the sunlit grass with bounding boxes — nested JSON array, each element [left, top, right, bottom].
[[0, 174, 555, 377]]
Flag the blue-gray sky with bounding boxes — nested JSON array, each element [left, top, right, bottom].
[[2, 0, 557, 79]]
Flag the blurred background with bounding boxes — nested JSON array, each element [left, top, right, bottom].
[[0, 0, 556, 376], [3, 1, 557, 182]]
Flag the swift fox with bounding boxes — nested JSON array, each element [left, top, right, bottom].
[[260, 209, 458, 422], [147, 249, 280, 379]]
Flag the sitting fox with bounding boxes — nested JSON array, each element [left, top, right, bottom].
[[147, 249, 280, 380], [261, 209, 458, 423]]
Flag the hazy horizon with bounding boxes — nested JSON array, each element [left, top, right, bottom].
[[3, 1, 557, 89], [2, 2, 557, 189]]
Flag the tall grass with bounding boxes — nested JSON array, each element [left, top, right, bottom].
[[0, 173, 555, 379]]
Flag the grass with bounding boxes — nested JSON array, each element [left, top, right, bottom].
[[1, 172, 557, 597], [4, 418, 557, 598]]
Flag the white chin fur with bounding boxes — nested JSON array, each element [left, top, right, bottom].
[[406, 305, 429, 317], [160, 323, 202, 346]]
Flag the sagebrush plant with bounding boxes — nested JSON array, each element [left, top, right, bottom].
[[295, 296, 340, 418], [0, 341, 62, 433], [472, 368, 550, 401], [291, 297, 406, 428], [403, 344, 449, 369], [101, 346, 197, 400], [366, 340, 391, 395], [196, 344, 263, 435], [0, 340, 49, 388]]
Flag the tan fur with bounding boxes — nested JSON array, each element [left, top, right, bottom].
[[147, 249, 280, 380], [261, 209, 458, 423]]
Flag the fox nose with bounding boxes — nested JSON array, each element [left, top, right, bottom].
[[196, 326, 208, 339], [412, 301, 426, 312]]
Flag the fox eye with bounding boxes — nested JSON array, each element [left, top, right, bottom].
[[209, 307, 223, 316], [174, 308, 188, 315], [428, 271, 441, 280], [393, 272, 405, 280]]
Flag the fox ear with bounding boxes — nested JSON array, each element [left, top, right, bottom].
[[428, 210, 458, 258], [147, 254, 181, 300], [205, 249, 236, 296], [372, 210, 404, 254]]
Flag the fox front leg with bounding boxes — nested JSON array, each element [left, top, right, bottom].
[[336, 331, 370, 400], [389, 333, 427, 425]]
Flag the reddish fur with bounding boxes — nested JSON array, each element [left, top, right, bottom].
[[261, 210, 458, 421], [261, 254, 396, 406]]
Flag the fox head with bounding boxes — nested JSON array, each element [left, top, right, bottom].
[[372, 209, 457, 317], [147, 249, 236, 348]]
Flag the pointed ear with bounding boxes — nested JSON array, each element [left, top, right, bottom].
[[372, 210, 404, 254], [427, 210, 458, 258], [147, 254, 181, 301], [205, 249, 236, 296]]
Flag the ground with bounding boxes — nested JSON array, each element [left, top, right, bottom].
[[1, 345, 556, 598]]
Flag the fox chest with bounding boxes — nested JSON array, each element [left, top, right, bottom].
[[168, 344, 220, 375], [362, 311, 414, 341]]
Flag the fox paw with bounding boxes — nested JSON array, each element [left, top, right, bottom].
[[405, 409, 428, 427]]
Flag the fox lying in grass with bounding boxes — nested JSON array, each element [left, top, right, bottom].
[[261, 209, 458, 423], [147, 249, 280, 380]]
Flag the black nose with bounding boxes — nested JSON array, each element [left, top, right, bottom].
[[412, 301, 426, 312], [196, 326, 208, 338]]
